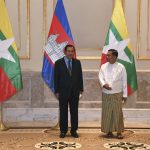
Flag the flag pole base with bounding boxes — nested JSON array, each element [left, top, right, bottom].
[[0, 122, 8, 131], [51, 122, 59, 130], [0, 104, 9, 131]]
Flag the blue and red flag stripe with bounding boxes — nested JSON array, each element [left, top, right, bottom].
[[42, 0, 74, 92]]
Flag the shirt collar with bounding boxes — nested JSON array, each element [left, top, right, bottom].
[[64, 56, 72, 62]]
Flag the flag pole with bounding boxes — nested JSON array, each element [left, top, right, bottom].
[[0, 103, 8, 131], [51, 121, 59, 130], [51, 109, 59, 130]]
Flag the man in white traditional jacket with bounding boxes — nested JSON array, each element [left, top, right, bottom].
[[99, 49, 127, 139]]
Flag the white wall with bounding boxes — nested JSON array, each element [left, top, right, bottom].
[[5, 0, 150, 71]]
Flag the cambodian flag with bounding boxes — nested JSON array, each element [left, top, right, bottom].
[[42, 0, 74, 92]]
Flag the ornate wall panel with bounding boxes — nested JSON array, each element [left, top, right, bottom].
[[136, 0, 150, 60], [5, 0, 30, 59], [43, 0, 113, 60], [5, 0, 150, 69]]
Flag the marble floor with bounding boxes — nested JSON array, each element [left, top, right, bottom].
[[0, 128, 150, 150]]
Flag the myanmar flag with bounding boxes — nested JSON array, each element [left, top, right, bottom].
[[0, 0, 23, 103], [101, 0, 138, 95]]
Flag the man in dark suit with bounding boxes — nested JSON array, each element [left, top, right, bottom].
[[54, 44, 83, 138]]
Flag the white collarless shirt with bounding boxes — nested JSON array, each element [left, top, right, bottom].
[[99, 62, 127, 97]]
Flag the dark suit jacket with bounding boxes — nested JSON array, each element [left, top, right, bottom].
[[54, 57, 83, 99]]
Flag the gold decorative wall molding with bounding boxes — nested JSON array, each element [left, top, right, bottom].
[[136, 0, 150, 60], [77, 56, 101, 60], [17, 0, 21, 51], [20, 0, 30, 59], [136, 0, 141, 59], [83, 69, 99, 72], [26, 0, 30, 59], [147, 0, 150, 51], [43, 0, 47, 45], [5, 0, 30, 59], [43, 0, 55, 46]]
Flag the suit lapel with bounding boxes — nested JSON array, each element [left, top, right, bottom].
[[72, 59, 75, 77]]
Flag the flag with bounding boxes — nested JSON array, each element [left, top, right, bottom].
[[101, 0, 138, 95], [42, 0, 74, 92], [0, 0, 23, 103]]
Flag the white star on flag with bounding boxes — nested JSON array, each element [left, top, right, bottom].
[[103, 30, 131, 63], [0, 38, 16, 63], [44, 34, 68, 64]]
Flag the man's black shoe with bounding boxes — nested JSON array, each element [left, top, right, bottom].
[[59, 132, 66, 138], [70, 131, 79, 138], [106, 132, 114, 138]]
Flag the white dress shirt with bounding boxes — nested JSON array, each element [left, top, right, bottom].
[[99, 62, 127, 97]]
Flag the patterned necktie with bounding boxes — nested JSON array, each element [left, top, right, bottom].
[[68, 60, 72, 76]]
